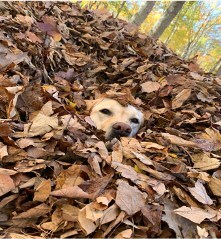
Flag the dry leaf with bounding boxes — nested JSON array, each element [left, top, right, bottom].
[[141, 81, 161, 93], [0, 174, 15, 196], [188, 180, 213, 205], [208, 177, 221, 197], [114, 229, 133, 238], [78, 206, 97, 235], [192, 153, 220, 171], [174, 206, 216, 224], [162, 133, 196, 147], [33, 179, 51, 202], [116, 180, 146, 216], [172, 89, 191, 109], [13, 203, 51, 219]]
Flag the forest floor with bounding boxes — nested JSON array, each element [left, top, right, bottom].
[[0, 2, 221, 238]]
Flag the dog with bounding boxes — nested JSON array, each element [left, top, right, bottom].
[[89, 98, 144, 140]]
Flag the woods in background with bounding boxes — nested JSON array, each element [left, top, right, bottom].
[[80, 1, 221, 75]]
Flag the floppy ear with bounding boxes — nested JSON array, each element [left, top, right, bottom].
[[84, 98, 104, 114]]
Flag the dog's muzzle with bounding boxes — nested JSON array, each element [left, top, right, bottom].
[[109, 122, 132, 139]]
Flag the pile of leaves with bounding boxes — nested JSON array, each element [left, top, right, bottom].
[[0, 2, 221, 238]]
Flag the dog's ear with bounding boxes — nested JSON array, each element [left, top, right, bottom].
[[84, 98, 104, 113]]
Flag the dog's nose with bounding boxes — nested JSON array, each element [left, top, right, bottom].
[[112, 122, 132, 137]]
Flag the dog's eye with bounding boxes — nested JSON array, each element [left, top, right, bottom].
[[130, 118, 139, 124], [99, 108, 112, 115]]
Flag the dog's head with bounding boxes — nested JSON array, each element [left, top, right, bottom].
[[89, 98, 143, 140]]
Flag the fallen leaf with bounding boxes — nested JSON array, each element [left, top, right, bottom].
[[0, 142, 8, 160], [208, 177, 221, 197], [114, 229, 132, 238], [13, 203, 51, 219], [33, 179, 51, 202], [141, 81, 160, 93], [188, 180, 213, 205], [174, 206, 216, 224], [78, 206, 97, 235], [0, 174, 15, 196], [162, 133, 196, 147], [116, 180, 146, 216], [162, 199, 197, 238], [99, 204, 119, 225], [192, 153, 220, 171], [172, 89, 191, 109]]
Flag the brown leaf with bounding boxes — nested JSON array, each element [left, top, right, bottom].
[[114, 229, 132, 238], [141, 81, 161, 93], [174, 206, 216, 224], [100, 204, 119, 225], [85, 203, 104, 222], [111, 139, 123, 163], [116, 180, 146, 216], [13, 203, 51, 219], [0, 123, 12, 137], [161, 133, 196, 147], [172, 89, 191, 109], [78, 206, 97, 235], [0, 43, 28, 69], [37, 16, 61, 41], [192, 153, 220, 171], [0, 142, 8, 160], [33, 179, 51, 202], [141, 204, 163, 234], [188, 180, 213, 205], [162, 199, 197, 238], [193, 128, 221, 152], [137, 64, 153, 74], [14, 101, 59, 137], [121, 137, 144, 159], [0, 174, 15, 196], [61, 204, 79, 222], [50, 185, 91, 199], [26, 32, 43, 43], [111, 162, 139, 182], [208, 177, 221, 197]]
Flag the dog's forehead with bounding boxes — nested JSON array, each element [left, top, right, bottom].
[[126, 105, 144, 124], [126, 104, 143, 115], [94, 98, 143, 116]]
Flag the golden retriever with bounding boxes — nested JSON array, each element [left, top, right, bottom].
[[89, 98, 144, 139]]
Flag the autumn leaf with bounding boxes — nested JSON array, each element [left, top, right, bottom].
[[161, 133, 196, 147], [141, 81, 161, 93], [37, 16, 62, 41], [33, 179, 51, 202], [0, 174, 15, 196], [116, 180, 146, 216], [174, 206, 216, 224], [188, 180, 213, 205], [172, 89, 191, 109], [192, 153, 220, 171], [13, 203, 51, 219]]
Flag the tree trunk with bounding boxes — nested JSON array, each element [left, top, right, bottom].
[[130, 1, 156, 26], [216, 64, 221, 76], [164, 2, 190, 45], [115, 1, 126, 18], [210, 58, 221, 73], [149, 1, 185, 39], [164, 12, 181, 45]]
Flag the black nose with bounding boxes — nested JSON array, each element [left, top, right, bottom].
[[112, 122, 132, 137]]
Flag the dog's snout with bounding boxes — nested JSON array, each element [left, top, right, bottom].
[[112, 122, 132, 136]]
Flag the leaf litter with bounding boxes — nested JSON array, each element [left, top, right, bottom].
[[0, 2, 221, 238]]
